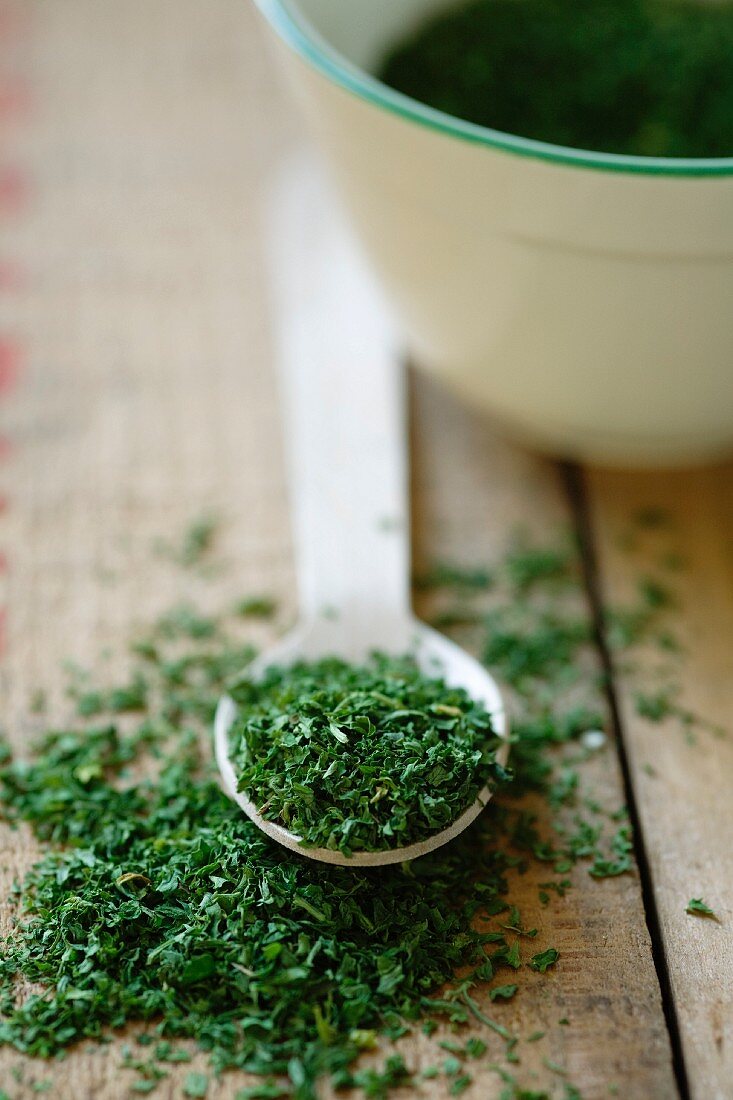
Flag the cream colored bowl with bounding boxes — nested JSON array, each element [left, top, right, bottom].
[[254, 0, 733, 466]]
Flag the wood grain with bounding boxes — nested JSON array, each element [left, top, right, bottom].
[[403, 378, 677, 1099], [587, 463, 733, 1100], [0, 0, 677, 1096]]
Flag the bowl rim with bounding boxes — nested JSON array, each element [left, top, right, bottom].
[[254, 0, 733, 178]]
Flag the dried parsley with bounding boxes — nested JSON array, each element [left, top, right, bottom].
[[0, 719, 522, 1095], [228, 654, 505, 854], [529, 948, 560, 973], [234, 596, 277, 620], [155, 515, 219, 569], [686, 898, 717, 919], [183, 1073, 209, 1098], [0, 525, 661, 1096], [379, 0, 733, 158], [490, 985, 518, 1002], [413, 562, 494, 592], [179, 515, 219, 567]]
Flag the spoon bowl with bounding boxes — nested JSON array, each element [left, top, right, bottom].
[[215, 616, 508, 867], [215, 158, 507, 866]]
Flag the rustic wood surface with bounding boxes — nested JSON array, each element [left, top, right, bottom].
[[0, 0, 725, 1097], [588, 466, 733, 1100]]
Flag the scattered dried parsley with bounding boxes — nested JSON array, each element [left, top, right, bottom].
[[183, 1073, 209, 1098], [0, 525, 670, 1097], [155, 515, 220, 569], [529, 948, 560, 973], [0, 719, 524, 1096], [413, 562, 494, 592], [489, 985, 518, 1002], [228, 654, 506, 854], [179, 515, 219, 567], [234, 596, 277, 620], [686, 898, 717, 919]]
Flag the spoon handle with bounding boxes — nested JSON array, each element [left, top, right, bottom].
[[269, 160, 411, 628]]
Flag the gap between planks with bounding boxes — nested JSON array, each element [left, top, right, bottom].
[[581, 462, 733, 1100], [560, 462, 691, 1100]]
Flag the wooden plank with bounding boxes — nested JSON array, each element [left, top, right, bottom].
[[586, 462, 733, 1100], [0, 0, 676, 1096], [407, 382, 677, 1099]]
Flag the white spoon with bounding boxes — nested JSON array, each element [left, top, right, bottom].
[[215, 160, 508, 867]]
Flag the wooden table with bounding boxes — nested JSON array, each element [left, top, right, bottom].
[[0, 2, 730, 1097]]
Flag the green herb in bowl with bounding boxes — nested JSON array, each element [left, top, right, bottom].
[[379, 0, 733, 158]]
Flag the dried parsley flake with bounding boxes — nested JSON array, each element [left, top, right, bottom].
[[686, 898, 717, 919]]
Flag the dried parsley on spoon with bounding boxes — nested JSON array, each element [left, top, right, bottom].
[[228, 654, 506, 856]]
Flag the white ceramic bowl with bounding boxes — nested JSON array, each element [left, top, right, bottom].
[[254, 0, 733, 466]]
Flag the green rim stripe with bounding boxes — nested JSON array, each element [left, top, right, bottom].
[[254, 0, 733, 178]]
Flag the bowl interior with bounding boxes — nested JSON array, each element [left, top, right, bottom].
[[283, 0, 458, 72], [262, 0, 733, 176]]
